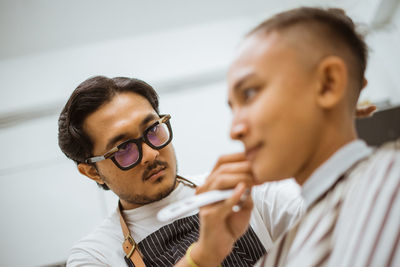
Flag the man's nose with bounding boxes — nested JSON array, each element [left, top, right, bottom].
[[230, 116, 248, 140], [141, 142, 160, 165]]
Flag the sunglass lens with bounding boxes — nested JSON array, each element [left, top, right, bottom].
[[114, 142, 140, 168], [147, 123, 170, 147]]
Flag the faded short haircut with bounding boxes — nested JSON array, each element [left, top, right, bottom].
[[248, 7, 368, 96]]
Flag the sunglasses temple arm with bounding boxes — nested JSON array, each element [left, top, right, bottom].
[[86, 155, 106, 164]]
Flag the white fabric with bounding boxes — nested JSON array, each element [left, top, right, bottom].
[[258, 139, 400, 267], [67, 176, 304, 266], [251, 178, 304, 251]]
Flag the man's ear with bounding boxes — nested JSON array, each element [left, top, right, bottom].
[[78, 163, 105, 185], [362, 78, 368, 90], [315, 56, 348, 110]]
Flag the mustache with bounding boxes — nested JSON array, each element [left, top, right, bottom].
[[142, 160, 169, 181]]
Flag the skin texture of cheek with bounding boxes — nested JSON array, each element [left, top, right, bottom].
[[249, 82, 319, 183], [250, 108, 293, 182]]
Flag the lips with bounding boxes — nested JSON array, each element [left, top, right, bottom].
[[245, 143, 263, 161], [144, 166, 167, 181]]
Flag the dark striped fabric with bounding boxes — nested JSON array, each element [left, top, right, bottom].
[[138, 214, 266, 266]]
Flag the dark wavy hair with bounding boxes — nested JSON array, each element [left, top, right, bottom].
[[58, 76, 159, 190]]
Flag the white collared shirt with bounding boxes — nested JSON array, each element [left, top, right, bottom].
[[259, 139, 400, 267], [302, 140, 373, 208]]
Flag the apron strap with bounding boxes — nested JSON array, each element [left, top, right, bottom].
[[118, 201, 146, 267], [118, 175, 197, 266]]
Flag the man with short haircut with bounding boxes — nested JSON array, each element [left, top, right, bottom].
[[182, 7, 400, 267], [58, 76, 304, 266]]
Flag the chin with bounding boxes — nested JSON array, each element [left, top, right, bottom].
[[253, 163, 283, 184], [154, 177, 176, 200], [252, 159, 268, 183], [253, 168, 268, 185], [155, 173, 176, 194]]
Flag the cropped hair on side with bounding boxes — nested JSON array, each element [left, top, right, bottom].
[[58, 76, 159, 190], [249, 7, 368, 92]]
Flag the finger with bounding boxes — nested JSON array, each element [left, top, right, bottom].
[[197, 173, 255, 194], [211, 153, 247, 172], [356, 101, 377, 118], [200, 182, 248, 216], [239, 194, 253, 210], [238, 188, 253, 210], [201, 161, 253, 193], [223, 183, 250, 212], [206, 161, 251, 183], [232, 188, 251, 212], [356, 106, 377, 118], [217, 161, 252, 174], [208, 173, 255, 190], [364, 105, 377, 116]]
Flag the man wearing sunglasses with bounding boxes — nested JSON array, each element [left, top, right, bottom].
[[58, 76, 303, 266]]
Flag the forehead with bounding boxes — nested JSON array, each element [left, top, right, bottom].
[[227, 31, 306, 96], [83, 92, 157, 146], [228, 33, 285, 85]]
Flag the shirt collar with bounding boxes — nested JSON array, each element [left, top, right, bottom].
[[301, 140, 373, 209]]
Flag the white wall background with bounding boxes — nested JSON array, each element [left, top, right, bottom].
[[0, 0, 399, 266]]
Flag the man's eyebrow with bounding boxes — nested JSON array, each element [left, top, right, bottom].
[[231, 73, 255, 94], [105, 133, 129, 152], [104, 113, 158, 151], [228, 73, 256, 108], [140, 113, 158, 129]]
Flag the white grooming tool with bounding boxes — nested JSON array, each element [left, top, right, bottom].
[[157, 189, 235, 222]]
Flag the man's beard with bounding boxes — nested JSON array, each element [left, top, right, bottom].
[[99, 158, 179, 206], [124, 176, 177, 205]]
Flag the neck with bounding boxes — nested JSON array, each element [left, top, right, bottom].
[[295, 118, 357, 185], [120, 200, 143, 210]]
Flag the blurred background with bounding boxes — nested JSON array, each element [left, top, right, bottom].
[[0, 0, 399, 266]]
